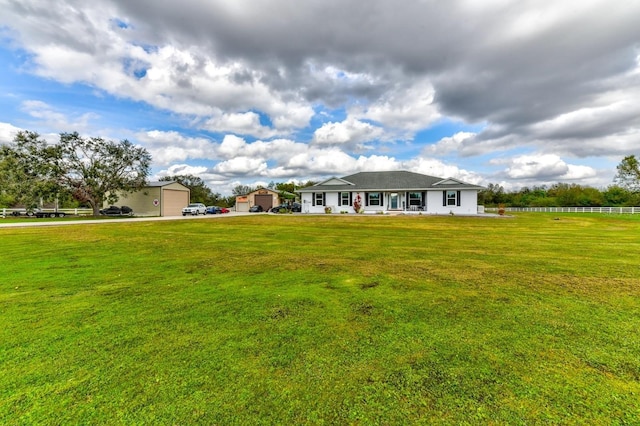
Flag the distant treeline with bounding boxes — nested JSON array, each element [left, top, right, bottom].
[[480, 183, 640, 207]]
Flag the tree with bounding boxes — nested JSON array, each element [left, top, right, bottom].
[[1, 131, 65, 209], [7, 131, 151, 216], [615, 155, 640, 192], [478, 183, 505, 206], [232, 184, 255, 196]]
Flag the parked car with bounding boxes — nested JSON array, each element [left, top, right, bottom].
[[270, 202, 302, 213], [206, 206, 230, 214], [270, 204, 290, 213], [182, 203, 207, 216], [100, 205, 134, 216], [249, 205, 264, 212]]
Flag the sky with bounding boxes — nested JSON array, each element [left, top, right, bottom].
[[1, 0, 639, 195]]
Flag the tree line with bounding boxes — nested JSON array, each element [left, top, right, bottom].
[[481, 155, 640, 207]]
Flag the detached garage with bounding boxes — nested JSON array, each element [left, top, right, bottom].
[[113, 181, 190, 216], [235, 188, 280, 212]]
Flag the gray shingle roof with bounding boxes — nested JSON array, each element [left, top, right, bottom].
[[298, 171, 484, 192]]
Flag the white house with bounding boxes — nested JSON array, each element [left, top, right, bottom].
[[297, 171, 485, 215]]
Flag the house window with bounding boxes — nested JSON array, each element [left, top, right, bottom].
[[314, 192, 325, 206], [368, 192, 381, 206], [409, 192, 422, 206], [340, 192, 350, 206], [446, 190, 457, 206]]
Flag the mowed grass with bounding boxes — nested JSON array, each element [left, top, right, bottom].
[[1, 213, 639, 424]]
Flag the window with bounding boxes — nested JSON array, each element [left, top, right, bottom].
[[368, 192, 381, 206], [314, 192, 325, 206], [409, 192, 422, 206], [340, 192, 350, 206], [446, 190, 458, 206]]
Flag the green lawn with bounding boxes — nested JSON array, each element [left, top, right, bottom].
[[1, 213, 639, 424]]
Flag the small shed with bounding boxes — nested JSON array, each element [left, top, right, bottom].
[[114, 181, 190, 216], [235, 188, 282, 212]]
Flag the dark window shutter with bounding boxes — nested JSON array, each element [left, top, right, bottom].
[[323, 193, 326, 206], [365, 192, 369, 206], [421, 191, 426, 207], [457, 191, 461, 206], [406, 192, 409, 208], [312, 193, 316, 206], [349, 192, 353, 205], [338, 193, 341, 206], [442, 191, 446, 206], [380, 192, 383, 207]]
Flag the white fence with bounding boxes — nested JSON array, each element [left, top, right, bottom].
[[486, 206, 640, 214]]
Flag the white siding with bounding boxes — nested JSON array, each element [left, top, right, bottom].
[[302, 189, 480, 214], [426, 190, 478, 215]]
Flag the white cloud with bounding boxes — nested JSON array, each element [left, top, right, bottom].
[[158, 163, 209, 177], [136, 130, 216, 166], [500, 154, 597, 181], [20, 101, 98, 133], [351, 79, 441, 135], [312, 117, 384, 148], [213, 156, 268, 175], [0, 122, 23, 144], [423, 131, 476, 156]]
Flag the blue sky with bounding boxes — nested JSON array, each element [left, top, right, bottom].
[[1, 0, 639, 194]]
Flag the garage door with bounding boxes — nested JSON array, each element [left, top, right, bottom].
[[254, 194, 273, 211], [163, 189, 190, 216]]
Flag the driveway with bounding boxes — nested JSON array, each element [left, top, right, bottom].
[[0, 212, 251, 228]]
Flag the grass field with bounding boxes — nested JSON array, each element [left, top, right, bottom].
[[1, 213, 639, 424]]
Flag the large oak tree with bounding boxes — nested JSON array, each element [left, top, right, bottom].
[[5, 131, 151, 216]]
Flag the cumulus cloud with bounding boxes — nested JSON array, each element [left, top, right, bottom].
[[0, 122, 23, 144], [312, 117, 384, 148], [498, 154, 597, 181], [423, 132, 477, 156], [136, 130, 217, 166]]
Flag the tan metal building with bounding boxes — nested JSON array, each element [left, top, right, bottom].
[[235, 188, 281, 212], [113, 181, 190, 216]]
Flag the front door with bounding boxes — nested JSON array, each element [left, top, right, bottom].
[[390, 193, 399, 209]]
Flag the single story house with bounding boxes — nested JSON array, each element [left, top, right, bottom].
[[110, 181, 190, 216], [297, 171, 485, 215]]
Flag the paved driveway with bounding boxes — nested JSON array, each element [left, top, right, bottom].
[[0, 212, 252, 228]]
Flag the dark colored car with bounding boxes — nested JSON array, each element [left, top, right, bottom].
[[270, 204, 289, 213], [270, 202, 302, 213], [100, 205, 133, 216], [249, 205, 264, 212]]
